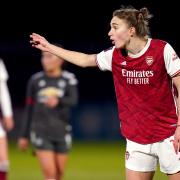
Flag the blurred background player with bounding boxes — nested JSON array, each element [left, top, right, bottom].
[[30, 6, 180, 180], [18, 46, 78, 180], [0, 59, 14, 180]]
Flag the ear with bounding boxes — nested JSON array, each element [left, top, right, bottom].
[[129, 27, 136, 37]]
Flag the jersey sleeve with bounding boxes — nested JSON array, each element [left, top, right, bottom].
[[0, 60, 12, 117], [61, 72, 78, 106], [164, 43, 180, 77], [0, 60, 8, 81], [0, 80, 13, 117], [96, 46, 115, 71]]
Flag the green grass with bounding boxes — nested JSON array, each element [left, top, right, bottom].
[[9, 141, 167, 180]]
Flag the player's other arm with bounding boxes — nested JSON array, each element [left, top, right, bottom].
[[173, 75, 180, 123], [0, 60, 14, 131], [18, 78, 34, 151], [164, 43, 180, 153], [0, 79, 14, 131], [173, 75, 180, 119], [173, 75, 180, 153], [30, 33, 97, 68]]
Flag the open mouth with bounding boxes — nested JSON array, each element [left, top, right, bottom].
[[111, 40, 115, 44], [110, 37, 115, 44]]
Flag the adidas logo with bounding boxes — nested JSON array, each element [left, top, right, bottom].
[[121, 61, 127, 66]]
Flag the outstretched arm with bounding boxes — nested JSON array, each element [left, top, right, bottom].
[[30, 33, 97, 68]]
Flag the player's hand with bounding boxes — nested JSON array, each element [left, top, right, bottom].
[[174, 127, 180, 154], [18, 138, 29, 151], [3, 117, 14, 131], [30, 33, 50, 51], [45, 97, 60, 108]]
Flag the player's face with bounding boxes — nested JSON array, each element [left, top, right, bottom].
[[41, 52, 63, 72], [108, 16, 134, 48]]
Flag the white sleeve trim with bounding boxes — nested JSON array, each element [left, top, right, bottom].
[[96, 47, 115, 71], [164, 43, 180, 77]]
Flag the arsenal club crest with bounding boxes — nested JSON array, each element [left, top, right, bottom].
[[146, 56, 154, 66]]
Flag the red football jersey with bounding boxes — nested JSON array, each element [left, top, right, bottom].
[[96, 39, 180, 144]]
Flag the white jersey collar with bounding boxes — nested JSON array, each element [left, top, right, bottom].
[[128, 38, 152, 58]]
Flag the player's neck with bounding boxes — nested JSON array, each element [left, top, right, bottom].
[[46, 68, 62, 77], [126, 37, 148, 55]]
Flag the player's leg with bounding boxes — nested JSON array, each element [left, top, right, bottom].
[[157, 135, 180, 180], [36, 150, 57, 179], [0, 131, 9, 180], [126, 168, 155, 180], [54, 133, 72, 180], [167, 172, 180, 180], [55, 153, 69, 180], [30, 133, 57, 179], [125, 139, 157, 180]]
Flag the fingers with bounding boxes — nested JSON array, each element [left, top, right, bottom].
[[32, 32, 43, 38], [29, 32, 49, 51], [30, 37, 39, 43], [30, 32, 44, 41], [30, 33, 46, 48], [30, 33, 41, 39], [18, 139, 29, 151], [30, 40, 40, 45], [30, 33, 42, 45]]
